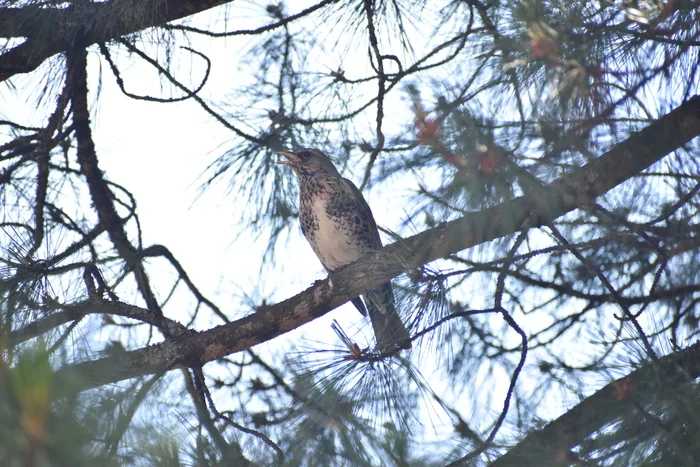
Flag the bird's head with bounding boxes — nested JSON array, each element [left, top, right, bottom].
[[277, 148, 340, 177]]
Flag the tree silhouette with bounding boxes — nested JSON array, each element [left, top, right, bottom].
[[1, 0, 699, 465]]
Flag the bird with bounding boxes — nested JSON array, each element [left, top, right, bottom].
[[278, 148, 412, 354]]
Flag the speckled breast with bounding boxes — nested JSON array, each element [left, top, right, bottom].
[[299, 176, 373, 271]]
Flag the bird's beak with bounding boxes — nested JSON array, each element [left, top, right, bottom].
[[277, 151, 300, 166]]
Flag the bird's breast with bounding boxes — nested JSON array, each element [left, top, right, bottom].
[[300, 189, 370, 271]]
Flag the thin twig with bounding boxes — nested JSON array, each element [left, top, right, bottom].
[[547, 223, 657, 360]]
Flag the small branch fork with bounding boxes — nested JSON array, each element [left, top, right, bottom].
[[28, 79, 72, 258], [67, 43, 163, 318], [359, 0, 387, 189], [447, 229, 530, 465], [547, 223, 658, 360]]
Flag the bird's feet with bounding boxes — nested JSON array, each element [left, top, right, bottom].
[[326, 264, 350, 289]]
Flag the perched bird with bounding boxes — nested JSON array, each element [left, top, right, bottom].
[[278, 148, 411, 353]]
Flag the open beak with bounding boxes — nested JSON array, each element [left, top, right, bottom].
[[277, 151, 300, 166]]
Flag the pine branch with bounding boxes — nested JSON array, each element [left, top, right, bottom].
[[10, 300, 192, 346], [489, 342, 700, 467], [54, 95, 700, 394], [0, 0, 234, 82]]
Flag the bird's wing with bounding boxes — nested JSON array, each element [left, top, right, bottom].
[[340, 177, 382, 249]]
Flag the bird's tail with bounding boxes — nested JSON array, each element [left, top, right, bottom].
[[365, 282, 412, 354]]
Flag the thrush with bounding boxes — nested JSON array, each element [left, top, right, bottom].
[[278, 148, 412, 353]]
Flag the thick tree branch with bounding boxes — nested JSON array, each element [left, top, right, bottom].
[[0, 0, 234, 82], [489, 341, 700, 467], [55, 95, 700, 393]]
